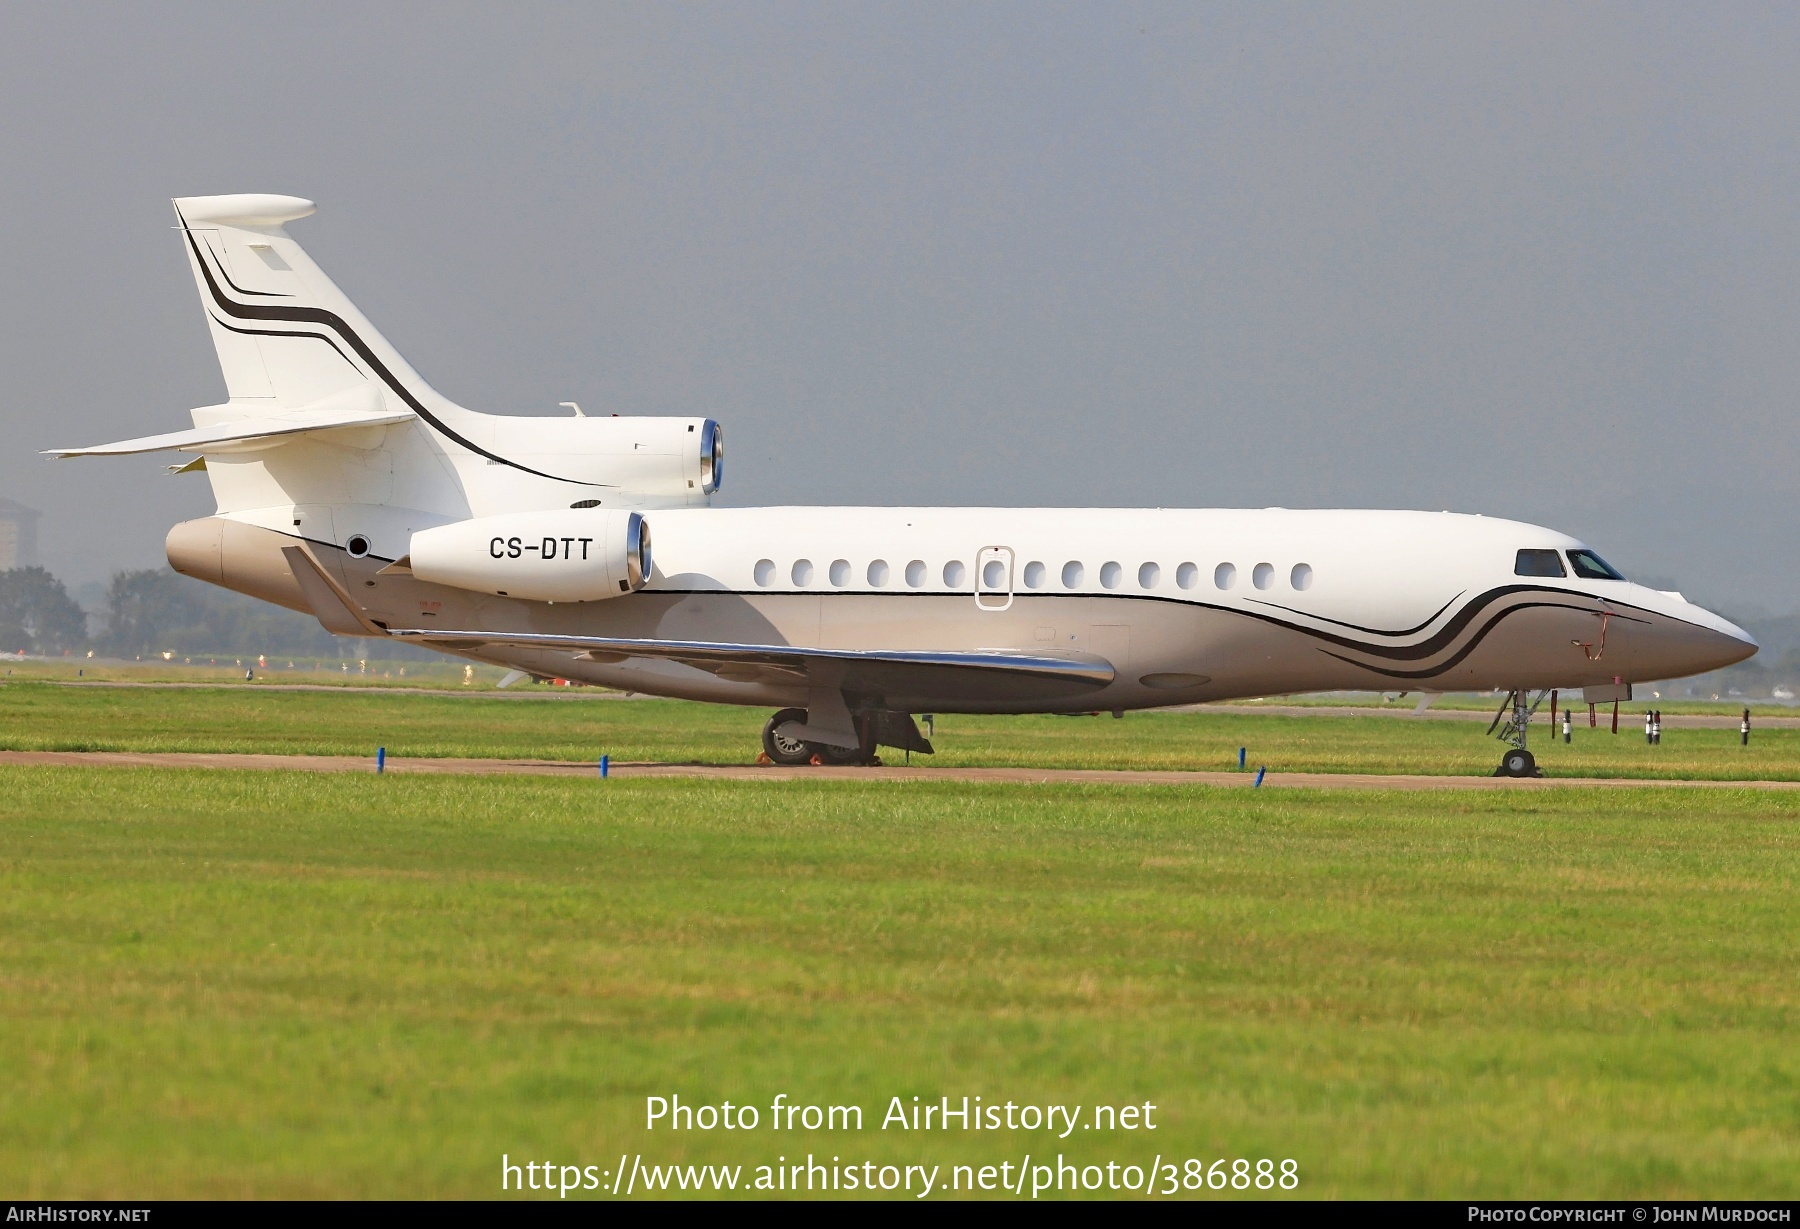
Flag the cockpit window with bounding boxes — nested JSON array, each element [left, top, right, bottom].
[[1515, 548, 1566, 578], [1567, 549, 1625, 581]]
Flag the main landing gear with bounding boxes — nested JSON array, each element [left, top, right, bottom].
[[1489, 689, 1546, 778], [761, 707, 879, 766], [758, 708, 934, 767], [761, 708, 816, 765]]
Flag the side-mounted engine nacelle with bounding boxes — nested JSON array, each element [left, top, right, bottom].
[[409, 510, 651, 602]]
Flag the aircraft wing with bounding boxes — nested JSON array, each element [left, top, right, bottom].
[[386, 627, 1115, 704]]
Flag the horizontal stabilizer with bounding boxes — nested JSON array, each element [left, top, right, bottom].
[[385, 627, 1114, 706], [46, 404, 413, 457]]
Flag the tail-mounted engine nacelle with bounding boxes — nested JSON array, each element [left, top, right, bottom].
[[488, 416, 721, 501], [409, 510, 651, 602]]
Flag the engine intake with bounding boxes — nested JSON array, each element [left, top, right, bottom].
[[700, 418, 723, 494], [409, 510, 651, 601]]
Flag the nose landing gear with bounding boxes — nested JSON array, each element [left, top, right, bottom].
[[1489, 689, 1547, 777]]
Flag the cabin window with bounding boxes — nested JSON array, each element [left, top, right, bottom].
[[1138, 562, 1161, 589], [1062, 561, 1085, 588], [1176, 562, 1199, 590], [982, 559, 1006, 588], [792, 559, 814, 586], [1252, 562, 1274, 590], [1566, 549, 1625, 581], [1100, 561, 1122, 589], [1291, 563, 1313, 591], [867, 559, 890, 586], [754, 559, 776, 587], [905, 560, 926, 588], [829, 559, 851, 587], [1214, 562, 1236, 590], [943, 560, 967, 588], [1514, 548, 1566, 578], [1023, 560, 1046, 589]]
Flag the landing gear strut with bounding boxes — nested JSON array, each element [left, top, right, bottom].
[[1489, 689, 1546, 777]]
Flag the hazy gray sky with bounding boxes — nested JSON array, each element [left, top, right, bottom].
[[4, 3, 1799, 610]]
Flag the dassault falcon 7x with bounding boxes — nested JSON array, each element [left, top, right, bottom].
[[50, 194, 1757, 776]]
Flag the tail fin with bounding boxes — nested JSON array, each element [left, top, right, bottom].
[[172, 194, 449, 418]]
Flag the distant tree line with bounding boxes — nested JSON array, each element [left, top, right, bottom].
[[100, 569, 346, 657], [0, 566, 430, 660], [0, 568, 87, 655]]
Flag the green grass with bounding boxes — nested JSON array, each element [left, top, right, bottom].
[[2, 766, 1798, 1198], [2, 679, 1795, 779]]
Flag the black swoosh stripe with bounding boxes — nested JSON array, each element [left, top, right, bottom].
[[209, 313, 360, 369], [1234, 589, 1650, 679], [178, 215, 601, 486], [1315, 601, 1623, 679], [1225, 584, 1606, 662], [1247, 590, 1464, 638], [199, 232, 293, 298]]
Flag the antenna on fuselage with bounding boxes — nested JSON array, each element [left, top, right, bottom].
[[559, 402, 586, 417]]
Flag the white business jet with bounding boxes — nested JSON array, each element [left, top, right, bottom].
[[49, 194, 1756, 776]]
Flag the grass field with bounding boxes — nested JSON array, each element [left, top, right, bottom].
[[4, 683, 1799, 1199], [1, 766, 1797, 1198], [0, 679, 1792, 780]]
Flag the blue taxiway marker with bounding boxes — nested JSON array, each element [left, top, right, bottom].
[[1254, 766, 1266, 788], [376, 747, 386, 774]]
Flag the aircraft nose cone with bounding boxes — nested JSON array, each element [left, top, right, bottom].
[[1639, 605, 1757, 679], [1704, 623, 1759, 671]]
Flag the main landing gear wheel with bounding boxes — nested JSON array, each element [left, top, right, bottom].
[[758, 709, 882, 767], [1496, 748, 1539, 778], [761, 707, 813, 766]]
